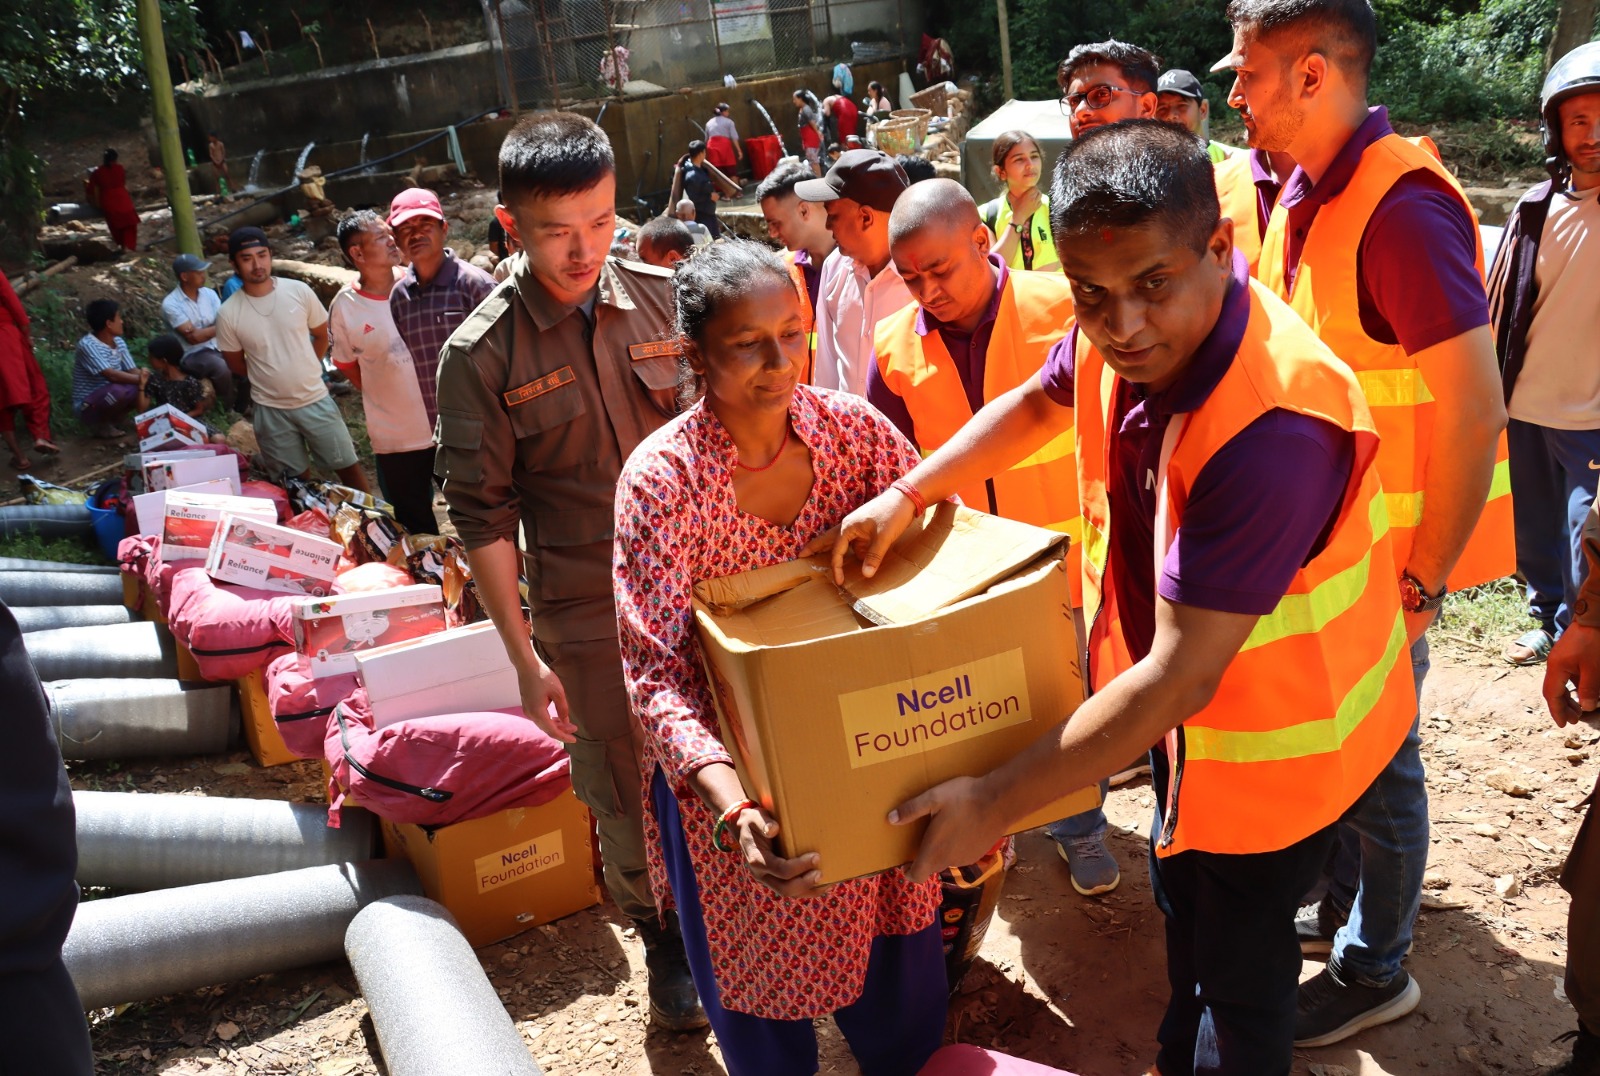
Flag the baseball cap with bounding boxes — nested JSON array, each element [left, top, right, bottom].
[[1157, 70, 1206, 100], [389, 188, 445, 228], [227, 227, 270, 259], [172, 253, 207, 275], [794, 150, 908, 213]]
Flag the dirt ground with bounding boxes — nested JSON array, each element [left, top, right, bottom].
[[69, 637, 1590, 1076]]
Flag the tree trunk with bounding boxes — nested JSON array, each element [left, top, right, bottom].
[[1548, 0, 1599, 73]]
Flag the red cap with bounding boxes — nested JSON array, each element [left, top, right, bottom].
[[388, 188, 445, 228]]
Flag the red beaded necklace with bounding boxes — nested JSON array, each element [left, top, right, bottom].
[[736, 432, 791, 472]]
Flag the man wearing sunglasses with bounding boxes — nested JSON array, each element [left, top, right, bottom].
[[1057, 39, 1160, 137]]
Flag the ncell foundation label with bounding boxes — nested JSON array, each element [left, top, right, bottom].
[[474, 829, 566, 894], [838, 650, 1030, 769]]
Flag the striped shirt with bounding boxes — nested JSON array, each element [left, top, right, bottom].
[[389, 250, 494, 428], [72, 334, 135, 413]]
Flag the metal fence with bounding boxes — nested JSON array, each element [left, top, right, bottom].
[[481, 0, 913, 110]]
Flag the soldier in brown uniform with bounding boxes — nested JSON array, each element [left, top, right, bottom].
[[435, 112, 703, 1029]]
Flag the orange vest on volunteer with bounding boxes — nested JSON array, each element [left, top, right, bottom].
[[784, 248, 821, 384], [1257, 130, 1514, 591], [1214, 152, 1265, 274], [871, 263, 1082, 600], [1077, 278, 1415, 857]]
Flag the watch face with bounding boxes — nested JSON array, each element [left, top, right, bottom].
[[1398, 576, 1422, 613]]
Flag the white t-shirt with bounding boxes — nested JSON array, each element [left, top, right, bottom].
[[215, 277, 330, 410], [327, 283, 434, 454], [1508, 185, 1600, 430], [814, 248, 913, 396], [161, 286, 222, 357]]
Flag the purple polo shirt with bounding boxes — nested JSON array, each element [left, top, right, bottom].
[[794, 248, 823, 315], [867, 255, 1010, 450], [1039, 253, 1354, 660], [1246, 149, 1284, 237], [1276, 107, 1488, 352]]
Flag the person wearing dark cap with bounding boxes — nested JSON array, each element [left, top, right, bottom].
[[1156, 69, 1237, 162], [0, 599, 95, 1075], [161, 252, 239, 409], [705, 102, 743, 170], [216, 227, 371, 492], [797, 149, 912, 395]]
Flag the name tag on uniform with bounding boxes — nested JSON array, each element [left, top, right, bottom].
[[628, 341, 684, 363], [503, 366, 575, 407]]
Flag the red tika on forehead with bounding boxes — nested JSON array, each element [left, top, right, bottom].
[[1101, 227, 1116, 243]]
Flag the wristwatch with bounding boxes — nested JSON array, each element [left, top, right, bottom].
[[1398, 570, 1447, 613]]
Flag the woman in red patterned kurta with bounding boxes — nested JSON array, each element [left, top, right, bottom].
[[614, 241, 945, 1075]]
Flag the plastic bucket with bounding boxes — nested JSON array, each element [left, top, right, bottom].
[[747, 135, 782, 181], [86, 504, 124, 562]]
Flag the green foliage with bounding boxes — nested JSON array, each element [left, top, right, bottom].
[[931, 0, 1559, 125], [0, 530, 108, 565], [1, 0, 202, 253]]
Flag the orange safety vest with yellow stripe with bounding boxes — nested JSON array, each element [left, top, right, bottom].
[[873, 271, 1082, 602], [1077, 279, 1415, 857], [784, 249, 818, 384], [1214, 151, 1263, 275], [1257, 133, 1513, 590]]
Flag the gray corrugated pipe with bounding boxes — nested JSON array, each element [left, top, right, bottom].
[[47, 679, 235, 759], [0, 503, 93, 538], [26, 622, 179, 679], [346, 896, 543, 1076], [74, 792, 378, 890], [0, 556, 117, 573], [14, 605, 137, 632], [63, 859, 421, 1010], [0, 570, 125, 607]]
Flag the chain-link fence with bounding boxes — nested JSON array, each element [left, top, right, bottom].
[[482, 0, 913, 109]]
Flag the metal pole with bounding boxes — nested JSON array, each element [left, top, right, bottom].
[[711, 0, 726, 81], [995, 0, 1014, 102], [533, 0, 564, 109], [134, 0, 202, 254]]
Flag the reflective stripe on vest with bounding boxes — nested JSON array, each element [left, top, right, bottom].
[[1214, 152, 1263, 275], [980, 193, 1061, 273], [1257, 132, 1513, 590], [1076, 279, 1415, 857], [874, 271, 1081, 602], [785, 251, 819, 385]]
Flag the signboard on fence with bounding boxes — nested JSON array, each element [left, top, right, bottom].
[[713, 0, 772, 44]]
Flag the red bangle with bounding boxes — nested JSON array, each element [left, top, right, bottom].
[[713, 798, 760, 853], [891, 478, 927, 516]]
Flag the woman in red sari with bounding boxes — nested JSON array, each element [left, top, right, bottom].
[[87, 149, 139, 251], [614, 241, 945, 1076], [0, 273, 57, 469]]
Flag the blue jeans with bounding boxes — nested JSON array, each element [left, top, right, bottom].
[[1507, 419, 1600, 636], [1149, 748, 1337, 1076], [651, 769, 946, 1076], [1324, 635, 1431, 986], [1045, 779, 1113, 843]]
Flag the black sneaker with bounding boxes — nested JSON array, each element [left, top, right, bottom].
[[1295, 966, 1420, 1047], [1295, 898, 1342, 956], [1542, 1025, 1600, 1075]]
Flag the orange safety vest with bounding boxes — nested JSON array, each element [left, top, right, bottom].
[[784, 249, 818, 384], [1258, 133, 1513, 590], [1077, 279, 1415, 857], [1214, 152, 1263, 275], [873, 271, 1082, 601]]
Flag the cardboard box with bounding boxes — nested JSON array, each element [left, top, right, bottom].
[[692, 504, 1100, 884], [162, 491, 277, 561], [290, 585, 447, 677], [132, 478, 235, 535], [146, 453, 239, 495], [237, 667, 298, 767], [380, 788, 601, 947], [135, 403, 208, 453], [206, 514, 343, 596], [355, 620, 521, 727]]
